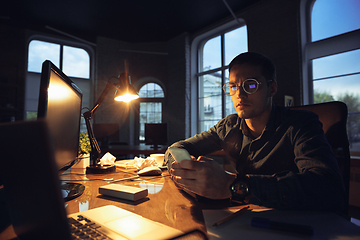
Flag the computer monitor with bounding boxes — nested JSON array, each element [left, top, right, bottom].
[[144, 123, 167, 149], [38, 60, 84, 200]]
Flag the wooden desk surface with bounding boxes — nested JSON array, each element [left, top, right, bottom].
[[102, 145, 167, 156], [3, 166, 359, 239], [60, 167, 207, 235]]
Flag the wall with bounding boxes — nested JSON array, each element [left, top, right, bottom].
[[166, 33, 191, 144], [0, 0, 304, 146], [0, 24, 26, 122], [95, 36, 188, 145], [237, 0, 302, 106]]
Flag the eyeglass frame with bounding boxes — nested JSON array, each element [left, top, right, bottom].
[[222, 79, 273, 96]]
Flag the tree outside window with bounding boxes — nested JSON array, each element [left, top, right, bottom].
[[309, 0, 360, 151]]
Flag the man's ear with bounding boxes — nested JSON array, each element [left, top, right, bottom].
[[269, 81, 277, 97]]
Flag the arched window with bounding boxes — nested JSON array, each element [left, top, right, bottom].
[[192, 19, 248, 134], [301, 0, 360, 152], [138, 83, 165, 142]]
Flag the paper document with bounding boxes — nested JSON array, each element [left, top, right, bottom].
[[203, 207, 360, 240]]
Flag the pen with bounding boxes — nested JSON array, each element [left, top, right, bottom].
[[212, 205, 250, 227], [110, 175, 139, 183], [251, 217, 313, 236]]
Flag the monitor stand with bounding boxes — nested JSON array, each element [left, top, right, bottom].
[[60, 182, 85, 201]]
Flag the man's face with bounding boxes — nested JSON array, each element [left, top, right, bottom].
[[229, 64, 277, 120]]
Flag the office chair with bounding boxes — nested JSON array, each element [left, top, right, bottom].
[[290, 101, 350, 211]]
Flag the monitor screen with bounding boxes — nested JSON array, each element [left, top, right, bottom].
[[38, 60, 83, 172], [144, 123, 167, 148]]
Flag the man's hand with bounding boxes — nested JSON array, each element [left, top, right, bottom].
[[170, 156, 236, 199]]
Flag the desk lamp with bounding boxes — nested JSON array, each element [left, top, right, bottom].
[[84, 72, 139, 174]]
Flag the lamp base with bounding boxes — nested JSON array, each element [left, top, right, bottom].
[[86, 164, 116, 174]]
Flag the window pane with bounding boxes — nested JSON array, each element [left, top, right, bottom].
[[313, 49, 360, 80], [225, 26, 248, 65], [28, 40, 60, 72], [198, 72, 222, 132], [313, 73, 360, 153], [197, 24, 247, 134], [312, 49, 360, 106], [63, 46, 90, 78], [311, 0, 360, 41], [139, 83, 164, 98], [139, 102, 162, 141], [224, 69, 236, 116], [313, 74, 360, 103], [348, 113, 360, 152], [201, 36, 221, 71]]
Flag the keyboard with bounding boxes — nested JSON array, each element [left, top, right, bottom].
[[68, 215, 113, 240]]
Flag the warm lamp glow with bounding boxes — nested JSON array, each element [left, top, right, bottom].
[[114, 84, 139, 103], [114, 93, 139, 102], [84, 72, 139, 174]]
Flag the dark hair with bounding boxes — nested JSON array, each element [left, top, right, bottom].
[[228, 52, 276, 82]]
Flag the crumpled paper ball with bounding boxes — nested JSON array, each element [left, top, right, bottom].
[[100, 152, 116, 166], [133, 157, 159, 170]]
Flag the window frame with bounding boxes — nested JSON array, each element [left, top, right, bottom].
[[27, 35, 94, 78], [190, 18, 247, 136], [132, 80, 166, 145], [25, 34, 95, 132], [301, 0, 360, 105], [300, 0, 360, 154]]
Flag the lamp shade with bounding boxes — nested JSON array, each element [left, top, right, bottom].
[[114, 84, 139, 102], [84, 72, 139, 174]]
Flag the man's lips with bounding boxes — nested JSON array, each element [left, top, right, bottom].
[[237, 102, 251, 108]]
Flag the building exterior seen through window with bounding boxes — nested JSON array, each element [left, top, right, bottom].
[[197, 26, 248, 132], [26, 39, 91, 132], [138, 83, 165, 142], [309, 0, 360, 152]]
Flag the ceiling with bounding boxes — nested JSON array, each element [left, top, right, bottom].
[[1, 0, 259, 43]]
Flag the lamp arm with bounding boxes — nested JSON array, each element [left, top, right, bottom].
[[83, 111, 101, 166], [83, 80, 118, 166]]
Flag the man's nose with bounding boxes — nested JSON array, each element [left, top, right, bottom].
[[236, 85, 247, 98]]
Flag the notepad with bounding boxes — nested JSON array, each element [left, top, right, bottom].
[[99, 184, 148, 201]]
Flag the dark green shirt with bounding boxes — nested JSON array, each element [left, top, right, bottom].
[[165, 104, 346, 211]]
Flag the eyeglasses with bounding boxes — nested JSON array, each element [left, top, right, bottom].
[[223, 79, 272, 96]]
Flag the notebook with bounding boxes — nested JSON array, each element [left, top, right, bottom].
[[0, 120, 184, 239]]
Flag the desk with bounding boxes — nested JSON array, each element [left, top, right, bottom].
[[2, 166, 360, 240], [61, 167, 360, 240], [61, 167, 206, 235], [102, 145, 167, 156]]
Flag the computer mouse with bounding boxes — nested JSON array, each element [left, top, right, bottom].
[[137, 166, 162, 176]]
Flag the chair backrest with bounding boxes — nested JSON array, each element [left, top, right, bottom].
[[290, 101, 350, 209]]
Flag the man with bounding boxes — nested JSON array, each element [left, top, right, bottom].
[[165, 52, 346, 211]]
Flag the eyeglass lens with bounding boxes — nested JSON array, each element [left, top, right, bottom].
[[225, 79, 259, 95]]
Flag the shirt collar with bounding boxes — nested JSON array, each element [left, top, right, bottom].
[[240, 103, 277, 139]]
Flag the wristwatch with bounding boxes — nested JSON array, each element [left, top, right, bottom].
[[230, 177, 250, 200]]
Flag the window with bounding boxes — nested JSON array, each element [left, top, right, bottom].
[[26, 38, 93, 133], [196, 24, 248, 133], [302, 0, 360, 152], [311, 0, 360, 42], [28, 40, 60, 72], [138, 83, 165, 142], [28, 40, 90, 78]]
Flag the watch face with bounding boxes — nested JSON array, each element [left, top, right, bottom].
[[231, 180, 249, 198]]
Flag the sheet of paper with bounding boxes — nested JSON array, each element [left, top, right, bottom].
[[203, 207, 360, 240]]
